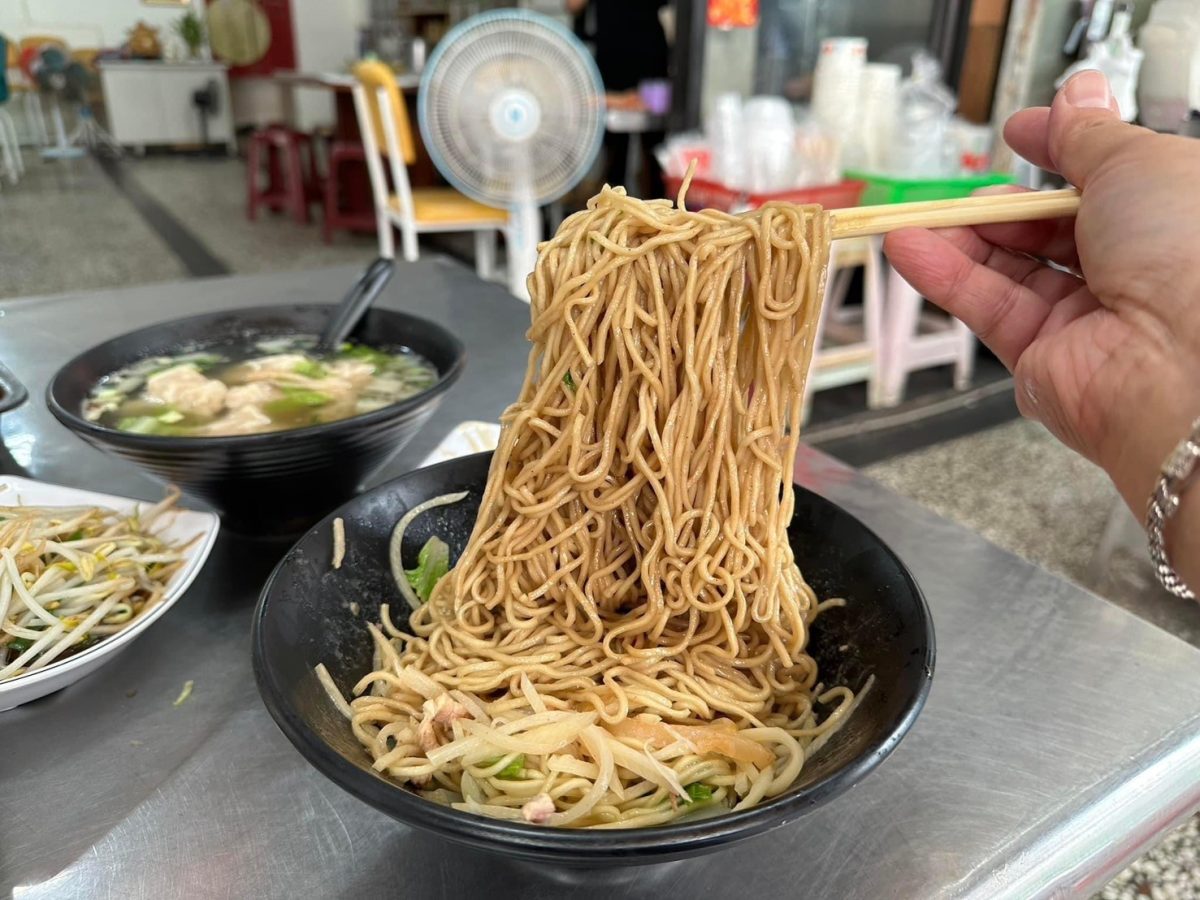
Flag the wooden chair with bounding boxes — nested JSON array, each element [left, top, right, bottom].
[[351, 60, 507, 282], [246, 125, 323, 224], [17, 35, 67, 55], [5, 33, 54, 147], [322, 139, 373, 243]]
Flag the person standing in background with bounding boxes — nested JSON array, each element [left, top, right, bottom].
[[567, 0, 669, 197]]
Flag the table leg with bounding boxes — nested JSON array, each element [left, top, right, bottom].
[[625, 133, 640, 194]]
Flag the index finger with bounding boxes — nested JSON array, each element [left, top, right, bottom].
[[970, 186, 1079, 270], [884, 227, 1053, 370]]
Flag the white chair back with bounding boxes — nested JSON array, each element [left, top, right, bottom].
[[351, 82, 417, 258]]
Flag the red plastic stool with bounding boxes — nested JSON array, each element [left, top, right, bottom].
[[246, 125, 322, 224], [322, 140, 377, 243]]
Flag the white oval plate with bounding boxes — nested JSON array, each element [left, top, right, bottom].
[[420, 420, 501, 466], [0, 476, 220, 711]]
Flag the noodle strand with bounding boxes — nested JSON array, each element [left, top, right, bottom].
[[337, 187, 853, 828]]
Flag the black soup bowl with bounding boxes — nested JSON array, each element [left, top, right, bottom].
[[253, 451, 935, 865], [47, 305, 464, 538]]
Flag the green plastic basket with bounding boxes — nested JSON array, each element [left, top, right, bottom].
[[844, 170, 1015, 205]]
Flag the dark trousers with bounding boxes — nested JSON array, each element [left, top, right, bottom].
[[604, 130, 666, 199]]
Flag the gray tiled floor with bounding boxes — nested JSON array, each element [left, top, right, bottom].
[[0, 151, 185, 300], [866, 418, 1118, 586], [867, 420, 1200, 899], [0, 152, 380, 304], [866, 417, 1200, 649], [2, 149, 1196, 896], [123, 155, 382, 275]]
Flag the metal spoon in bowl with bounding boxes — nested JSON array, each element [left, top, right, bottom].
[[315, 257, 395, 354]]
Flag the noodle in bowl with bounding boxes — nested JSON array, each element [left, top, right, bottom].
[[255, 449, 932, 861], [324, 187, 869, 828]]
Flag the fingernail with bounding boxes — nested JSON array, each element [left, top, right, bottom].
[[1064, 70, 1112, 109]]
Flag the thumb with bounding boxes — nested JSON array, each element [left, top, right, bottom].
[[1047, 70, 1144, 187]]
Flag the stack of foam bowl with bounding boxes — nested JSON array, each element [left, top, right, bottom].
[[812, 37, 867, 158]]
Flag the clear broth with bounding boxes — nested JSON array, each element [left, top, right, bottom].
[[85, 336, 438, 437]]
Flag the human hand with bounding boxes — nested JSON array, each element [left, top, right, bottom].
[[885, 70, 1200, 586]]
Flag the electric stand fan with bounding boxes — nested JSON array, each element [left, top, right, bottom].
[[32, 47, 122, 160], [418, 10, 605, 300]]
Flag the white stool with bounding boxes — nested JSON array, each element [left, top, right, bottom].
[[878, 262, 975, 407], [803, 235, 886, 419], [0, 107, 24, 184]]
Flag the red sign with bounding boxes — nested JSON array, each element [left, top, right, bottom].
[[707, 0, 759, 28]]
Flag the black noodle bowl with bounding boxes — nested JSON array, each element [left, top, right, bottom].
[[252, 451, 935, 864]]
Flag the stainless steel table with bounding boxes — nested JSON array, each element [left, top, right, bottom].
[[3, 259, 1199, 900]]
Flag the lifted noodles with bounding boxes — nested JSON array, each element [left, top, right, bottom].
[[330, 185, 867, 827]]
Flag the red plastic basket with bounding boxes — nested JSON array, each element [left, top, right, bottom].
[[663, 175, 742, 211], [747, 179, 866, 211], [662, 176, 866, 213]]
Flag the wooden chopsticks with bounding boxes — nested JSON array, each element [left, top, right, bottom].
[[827, 188, 1081, 240]]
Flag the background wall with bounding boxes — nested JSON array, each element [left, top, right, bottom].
[[0, 0, 183, 52], [288, 0, 361, 130], [0, 0, 366, 130]]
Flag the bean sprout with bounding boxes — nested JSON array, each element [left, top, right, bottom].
[[0, 489, 190, 682]]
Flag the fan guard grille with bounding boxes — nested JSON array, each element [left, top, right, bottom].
[[418, 11, 605, 207]]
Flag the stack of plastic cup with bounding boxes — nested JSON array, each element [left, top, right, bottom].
[[707, 92, 747, 189], [954, 121, 994, 174], [1137, 0, 1200, 131], [856, 62, 901, 171], [744, 96, 796, 193], [812, 37, 868, 157]]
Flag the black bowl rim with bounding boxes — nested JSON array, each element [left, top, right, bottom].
[[251, 452, 936, 863], [44, 304, 466, 449], [0, 361, 28, 415]]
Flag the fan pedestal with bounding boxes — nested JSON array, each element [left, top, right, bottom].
[[40, 103, 85, 161], [40, 104, 122, 160], [33, 47, 121, 161], [71, 108, 123, 157], [505, 201, 541, 302]]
